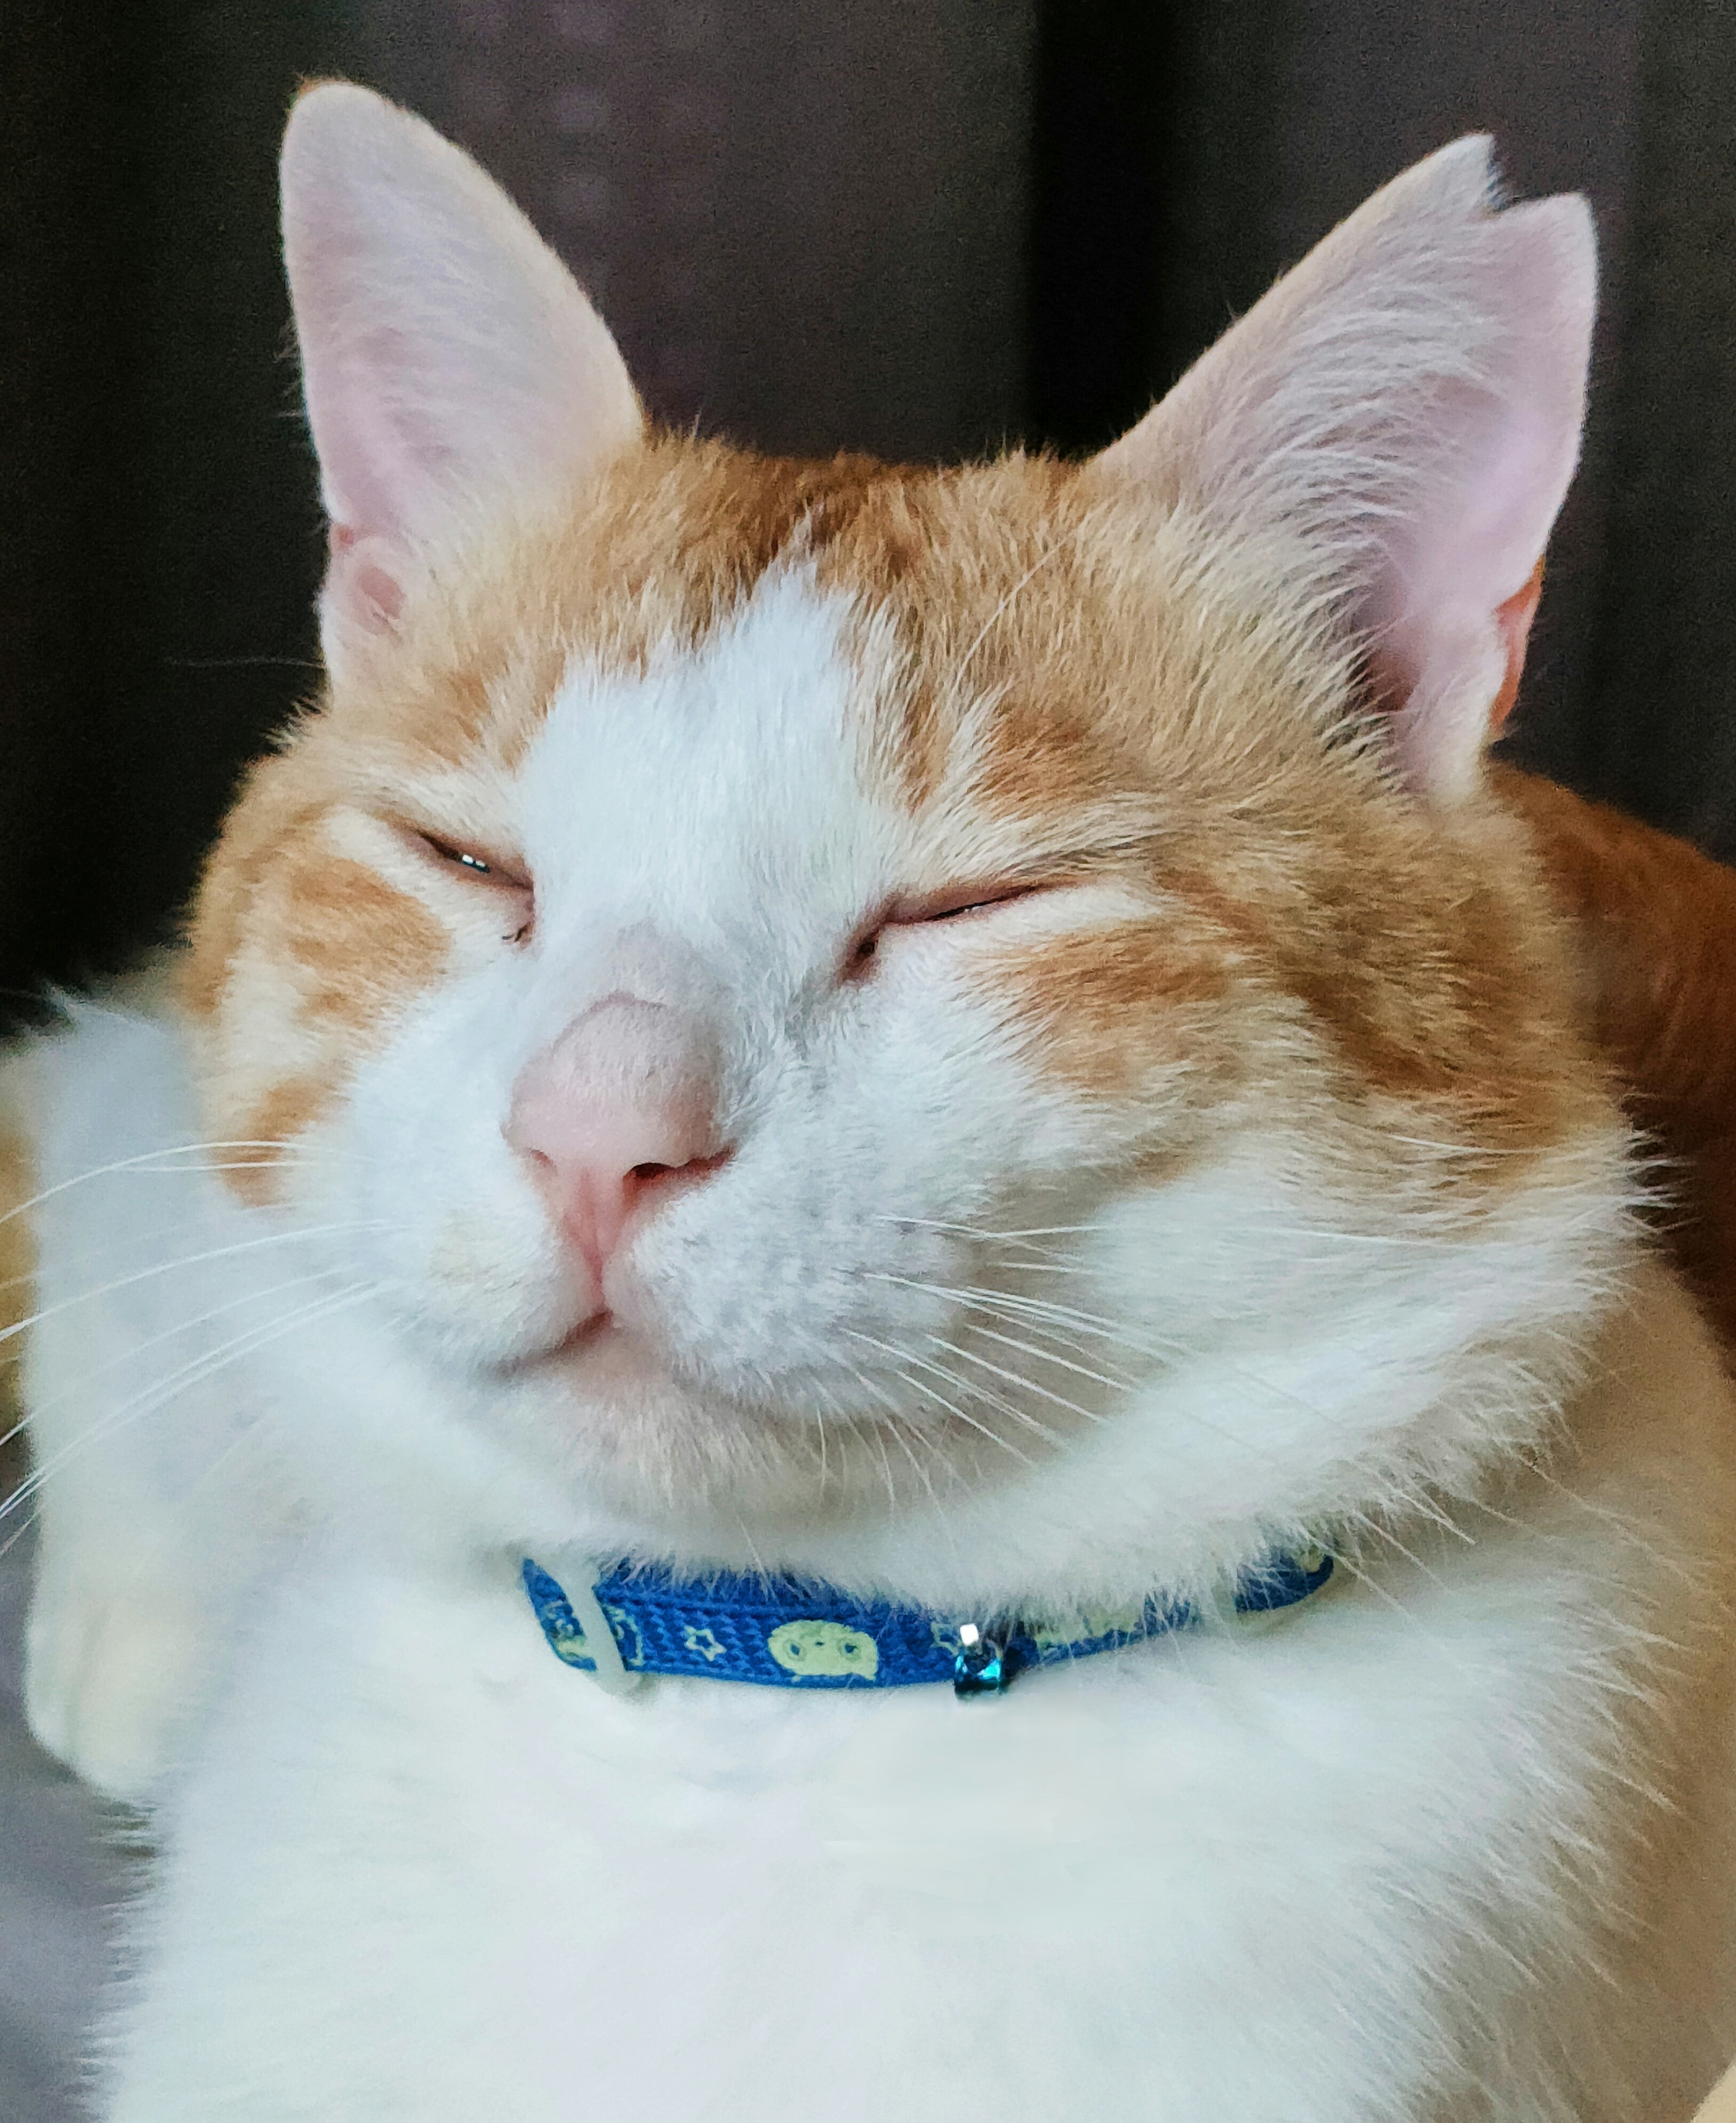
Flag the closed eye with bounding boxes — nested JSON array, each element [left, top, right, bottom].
[[891, 885, 1039, 925], [844, 882, 1048, 975]]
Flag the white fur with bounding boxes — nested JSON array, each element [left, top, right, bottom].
[[99, 1495, 1677, 2123], [176, 571, 1636, 1609], [9, 1003, 309, 1802]]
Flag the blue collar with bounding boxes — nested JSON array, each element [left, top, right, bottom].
[[522, 1546, 1334, 1698]]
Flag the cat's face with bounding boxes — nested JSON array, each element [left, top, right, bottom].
[[181, 89, 1627, 1578]]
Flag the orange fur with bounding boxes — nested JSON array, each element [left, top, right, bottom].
[[19, 92, 1736, 2114], [1501, 764, 1736, 1351]]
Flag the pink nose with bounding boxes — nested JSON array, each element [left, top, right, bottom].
[[505, 997, 726, 1315]]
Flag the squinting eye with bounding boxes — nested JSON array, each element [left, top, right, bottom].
[[408, 828, 529, 890], [891, 884, 1043, 927], [399, 825, 534, 943]]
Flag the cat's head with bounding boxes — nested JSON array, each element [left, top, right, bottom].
[[183, 84, 1625, 1600]]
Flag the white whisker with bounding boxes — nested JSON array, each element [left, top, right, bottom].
[[919, 1329, 1109, 1431], [0, 1265, 359, 1458], [0, 1282, 381, 1529], [838, 1325, 1041, 1465], [0, 1141, 334, 1231], [0, 1222, 389, 1349], [960, 1319, 1137, 1397], [0, 1187, 326, 1302]]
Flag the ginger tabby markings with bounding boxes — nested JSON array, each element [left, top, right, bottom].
[[1505, 771, 1736, 2120]]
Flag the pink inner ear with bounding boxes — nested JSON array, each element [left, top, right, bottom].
[[281, 83, 643, 623], [1363, 380, 1568, 703], [1367, 559, 1542, 753], [1354, 198, 1594, 796], [1084, 143, 1594, 805]]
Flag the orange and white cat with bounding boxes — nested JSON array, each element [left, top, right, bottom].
[[7, 83, 1736, 2120]]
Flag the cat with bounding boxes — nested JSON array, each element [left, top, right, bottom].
[[5, 79, 1736, 2122]]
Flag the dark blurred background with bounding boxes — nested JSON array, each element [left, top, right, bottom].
[[5, 0, 1735, 1022]]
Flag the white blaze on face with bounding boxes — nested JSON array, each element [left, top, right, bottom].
[[520, 564, 896, 998], [243, 84, 1635, 1599]]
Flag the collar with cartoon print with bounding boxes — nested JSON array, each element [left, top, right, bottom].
[[520, 1547, 1335, 1699]]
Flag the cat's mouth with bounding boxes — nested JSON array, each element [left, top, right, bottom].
[[521, 1309, 682, 1399], [513, 1304, 822, 1437], [557, 1310, 617, 1352]]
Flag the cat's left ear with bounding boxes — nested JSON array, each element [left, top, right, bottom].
[[281, 82, 642, 657], [1085, 138, 1594, 802]]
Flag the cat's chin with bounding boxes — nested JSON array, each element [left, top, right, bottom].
[[492, 1319, 920, 1531]]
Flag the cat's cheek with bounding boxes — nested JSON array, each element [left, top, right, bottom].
[[316, 996, 585, 1368], [607, 1013, 1081, 1406]]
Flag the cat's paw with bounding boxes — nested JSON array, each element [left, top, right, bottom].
[[24, 1566, 211, 1805]]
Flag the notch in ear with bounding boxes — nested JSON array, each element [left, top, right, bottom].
[[281, 81, 642, 659], [1086, 137, 1595, 802]]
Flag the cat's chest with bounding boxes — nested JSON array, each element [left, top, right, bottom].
[[165, 1541, 1623, 2120]]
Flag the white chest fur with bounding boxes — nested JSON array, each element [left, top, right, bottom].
[[104, 1521, 1662, 2123]]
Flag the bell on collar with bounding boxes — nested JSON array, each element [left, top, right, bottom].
[[952, 1623, 1015, 1698]]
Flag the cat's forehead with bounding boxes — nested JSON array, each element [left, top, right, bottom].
[[364, 435, 1306, 860], [520, 562, 896, 953]]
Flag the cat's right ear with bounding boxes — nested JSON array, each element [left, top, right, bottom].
[[281, 83, 641, 663]]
